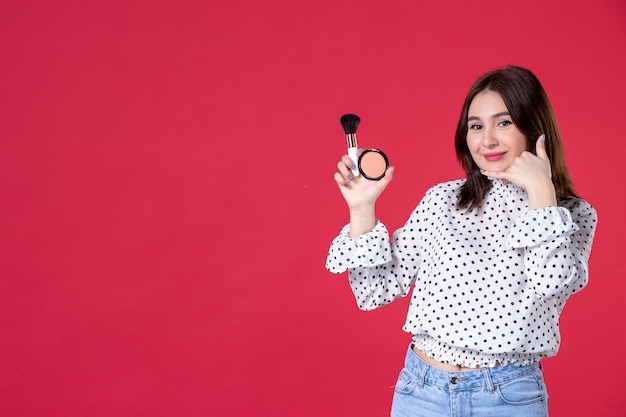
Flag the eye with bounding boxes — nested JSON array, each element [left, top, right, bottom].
[[468, 123, 482, 130], [497, 120, 513, 127]]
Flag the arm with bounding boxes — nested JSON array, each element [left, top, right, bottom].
[[506, 199, 598, 300], [327, 153, 426, 310], [326, 209, 423, 311], [483, 135, 597, 299]]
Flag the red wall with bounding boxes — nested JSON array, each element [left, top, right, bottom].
[[1, 1, 625, 416]]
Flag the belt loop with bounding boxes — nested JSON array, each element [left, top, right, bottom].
[[482, 368, 495, 393], [416, 358, 428, 388]]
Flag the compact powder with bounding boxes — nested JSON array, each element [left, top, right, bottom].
[[358, 148, 389, 181]]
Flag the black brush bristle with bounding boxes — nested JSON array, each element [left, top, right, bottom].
[[340, 114, 360, 135]]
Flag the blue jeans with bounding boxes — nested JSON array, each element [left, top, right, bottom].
[[391, 345, 549, 417]]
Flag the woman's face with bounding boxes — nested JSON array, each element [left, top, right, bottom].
[[466, 90, 529, 173]]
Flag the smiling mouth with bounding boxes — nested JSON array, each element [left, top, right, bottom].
[[484, 152, 506, 162]]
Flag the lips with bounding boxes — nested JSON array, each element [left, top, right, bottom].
[[483, 152, 506, 162]]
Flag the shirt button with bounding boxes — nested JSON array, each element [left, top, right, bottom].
[[451, 377, 459, 384]]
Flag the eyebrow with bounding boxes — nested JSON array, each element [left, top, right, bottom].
[[467, 111, 511, 122]]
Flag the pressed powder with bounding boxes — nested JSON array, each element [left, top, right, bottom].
[[358, 148, 389, 181]]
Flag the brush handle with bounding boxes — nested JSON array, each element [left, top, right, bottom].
[[348, 147, 360, 177]]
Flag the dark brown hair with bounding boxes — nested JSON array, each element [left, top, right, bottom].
[[455, 66, 577, 211]]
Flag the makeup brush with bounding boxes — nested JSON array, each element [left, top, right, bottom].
[[340, 113, 361, 176]]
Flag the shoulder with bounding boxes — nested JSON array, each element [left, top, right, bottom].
[[559, 197, 598, 228], [559, 196, 598, 221], [415, 179, 465, 211], [403, 180, 465, 228], [423, 179, 465, 198]]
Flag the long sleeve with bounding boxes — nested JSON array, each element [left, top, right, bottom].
[[325, 208, 425, 311], [506, 198, 598, 300]]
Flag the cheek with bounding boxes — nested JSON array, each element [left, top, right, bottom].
[[512, 132, 530, 153], [466, 136, 480, 154], [516, 141, 531, 156]]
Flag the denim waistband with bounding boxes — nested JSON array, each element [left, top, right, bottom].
[[404, 344, 541, 391]]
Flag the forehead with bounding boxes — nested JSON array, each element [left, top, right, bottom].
[[468, 90, 508, 114]]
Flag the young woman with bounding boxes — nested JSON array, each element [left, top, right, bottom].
[[325, 66, 597, 417]]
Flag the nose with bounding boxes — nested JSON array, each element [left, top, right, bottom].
[[481, 127, 498, 148]]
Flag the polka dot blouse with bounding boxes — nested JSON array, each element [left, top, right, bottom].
[[326, 179, 597, 367]]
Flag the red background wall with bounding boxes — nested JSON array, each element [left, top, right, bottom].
[[1, 1, 625, 416]]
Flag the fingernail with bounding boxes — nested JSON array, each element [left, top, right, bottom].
[[479, 169, 485, 174], [540, 134, 546, 142], [350, 164, 357, 170], [347, 174, 354, 181]]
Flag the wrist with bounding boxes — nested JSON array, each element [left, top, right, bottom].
[[527, 182, 557, 210], [349, 203, 375, 217], [348, 205, 376, 238]]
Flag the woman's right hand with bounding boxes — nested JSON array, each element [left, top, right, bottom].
[[334, 153, 394, 211]]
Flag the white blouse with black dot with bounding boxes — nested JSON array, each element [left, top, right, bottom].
[[326, 179, 597, 367]]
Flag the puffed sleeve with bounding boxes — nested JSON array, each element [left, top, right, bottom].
[[325, 221, 392, 274], [325, 202, 427, 311], [506, 198, 598, 300]]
